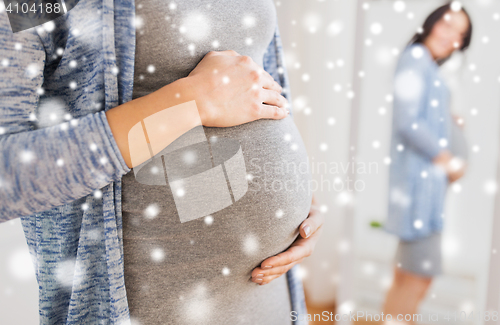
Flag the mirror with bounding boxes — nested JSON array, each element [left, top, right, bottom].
[[347, 1, 500, 324]]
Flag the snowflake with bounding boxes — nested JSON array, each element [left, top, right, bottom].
[[133, 16, 144, 29], [242, 234, 259, 255], [151, 248, 165, 262], [411, 46, 424, 59], [242, 15, 256, 28], [450, 1, 462, 12], [25, 63, 41, 78], [176, 188, 185, 197], [326, 21, 343, 36], [182, 150, 197, 165], [452, 183, 462, 193], [20, 150, 35, 163], [394, 71, 423, 101], [43, 21, 55, 32], [204, 215, 214, 225], [144, 204, 160, 219], [336, 192, 353, 206], [422, 260, 432, 270], [439, 138, 448, 147], [180, 11, 211, 42], [484, 180, 497, 195], [8, 248, 35, 281], [55, 258, 77, 288], [337, 239, 350, 254], [370, 22, 382, 35]]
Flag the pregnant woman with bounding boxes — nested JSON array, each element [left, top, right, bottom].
[[382, 3, 472, 325], [0, 0, 323, 324], [121, 0, 314, 324]]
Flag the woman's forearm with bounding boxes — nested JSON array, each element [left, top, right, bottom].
[[105, 76, 202, 168]]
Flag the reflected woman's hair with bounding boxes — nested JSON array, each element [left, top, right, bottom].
[[408, 1, 473, 65]]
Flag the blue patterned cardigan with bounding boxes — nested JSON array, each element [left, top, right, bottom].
[[384, 43, 452, 242], [0, 0, 307, 323]]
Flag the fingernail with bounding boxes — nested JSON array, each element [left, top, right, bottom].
[[262, 265, 272, 269], [254, 278, 263, 282], [302, 225, 311, 238], [254, 273, 264, 278]]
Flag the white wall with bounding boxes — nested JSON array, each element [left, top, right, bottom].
[[276, 0, 359, 306]]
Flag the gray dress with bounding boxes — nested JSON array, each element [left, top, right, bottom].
[[121, 1, 312, 324]]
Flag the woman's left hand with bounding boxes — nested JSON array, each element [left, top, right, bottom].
[[250, 196, 324, 285]]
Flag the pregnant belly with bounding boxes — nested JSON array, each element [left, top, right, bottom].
[[121, 115, 312, 321]]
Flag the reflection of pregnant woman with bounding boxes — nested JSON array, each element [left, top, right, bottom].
[[0, 0, 323, 324], [382, 3, 472, 325]]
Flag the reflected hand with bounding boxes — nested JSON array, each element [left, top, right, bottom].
[[451, 113, 465, 130], [448, 162, 467, 183], [433, 150, 467, 183], [250, 196, 324, 285]]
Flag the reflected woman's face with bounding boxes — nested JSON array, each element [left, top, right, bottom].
[[424, 10, 470, 61]]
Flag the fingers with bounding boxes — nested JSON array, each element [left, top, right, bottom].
[[257, 104, 289, 120], [237, 55, 281, 93], [251, 260, 303, 285], [238, 55, 281, 93], [251, 259, 303, 278], [259, 70, 283, 93], [260, 88, 288, 109], [299, 209, 325, 239], [260, 244, 308, 270], [208, 49, 241, 57]]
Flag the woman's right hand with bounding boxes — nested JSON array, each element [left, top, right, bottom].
[[186, 50, 289, 127], [107, 49, 290, 168]]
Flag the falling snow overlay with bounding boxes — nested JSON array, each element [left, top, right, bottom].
[[0, 0, 307, 322]]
